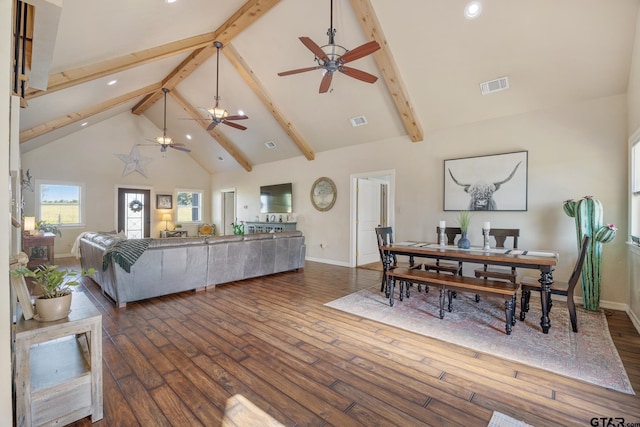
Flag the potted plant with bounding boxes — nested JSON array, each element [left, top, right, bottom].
[[457, 210, 472, 249], [36, 220, 62, 236], [11, 264, 95, 321]]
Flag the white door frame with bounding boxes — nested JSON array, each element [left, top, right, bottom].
[[349, 169, 395, 268], [220, 188, 236, 236]]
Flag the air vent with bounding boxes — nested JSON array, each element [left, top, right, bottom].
[[480, 76, 509, 95], [265, 141, 277, 149], [349, 116, 367, 127]]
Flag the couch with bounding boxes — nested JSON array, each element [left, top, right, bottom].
[[79, 230, 306, 307]]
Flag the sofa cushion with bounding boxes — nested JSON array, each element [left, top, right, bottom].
[[205, 235, 244, 245], [242, 233, 274, 241], [147, 237, 206, 248]]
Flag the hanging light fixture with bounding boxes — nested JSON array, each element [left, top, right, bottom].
[[208, 41, 229, 121], [202, 42, 249, 131], [156, 88, 173, 145]]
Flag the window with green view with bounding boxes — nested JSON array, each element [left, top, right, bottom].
[[176, 190, 202, 222], [38, 182, 82, 225]]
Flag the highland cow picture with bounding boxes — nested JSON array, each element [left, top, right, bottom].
[[444, 151, 528, 211]]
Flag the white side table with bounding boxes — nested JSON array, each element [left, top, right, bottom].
[[14, 292, 103, 426]]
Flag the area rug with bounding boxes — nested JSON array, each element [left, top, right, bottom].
[[325, 287, 634, 394], [488, 411, 532, 427]]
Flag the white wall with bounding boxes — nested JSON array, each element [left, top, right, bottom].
[[20, 112, 211, 252], [213, 94, 629, 307], [1, 0, 13, 423], [626, 6, 640, 328]]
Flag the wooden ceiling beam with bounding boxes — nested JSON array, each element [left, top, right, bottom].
[[223, 43, 315, 161], [132, 0, 281, 115], [349, 0, 424, 142], [20, 83, 161, 143], [24, 33, 217, 100], [169, 89, 252, 172]]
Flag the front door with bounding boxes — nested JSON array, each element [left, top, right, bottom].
[[117, 188, 151, 238]]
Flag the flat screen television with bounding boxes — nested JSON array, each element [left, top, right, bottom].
[[260, 183, 293, 214]]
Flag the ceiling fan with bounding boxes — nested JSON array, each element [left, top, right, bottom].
[[140, 88, 191, 153], [278, 0, 381, 93], [199, 41, 249, 131]]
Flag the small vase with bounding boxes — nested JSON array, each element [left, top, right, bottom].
[[457, 232, 471, 249]]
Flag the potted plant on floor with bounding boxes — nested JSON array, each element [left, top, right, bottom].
[[11, 263, 95, 321]]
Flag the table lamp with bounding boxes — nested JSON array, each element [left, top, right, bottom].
[[162, 213, 172, 231], [23, 216, 35, 235]]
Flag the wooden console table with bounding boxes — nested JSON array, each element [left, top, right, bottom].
[[22, 232, 55, 269], [14, 292, 103, 426]]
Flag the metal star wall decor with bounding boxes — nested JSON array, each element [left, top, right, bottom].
[[115, 145, 152, 178]]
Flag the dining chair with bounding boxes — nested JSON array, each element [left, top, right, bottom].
[[519, 235, 590, 333], [426, 227, 463, 275], [474, 228, 520, 282], [375, 226, 422, 299]]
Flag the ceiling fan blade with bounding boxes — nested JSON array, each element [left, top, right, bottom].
[[340, 66, 378, 84], [299, 36, 329, 62], [225, 115, 248, 121], [319, 72, 333, 93], [278, 66, 321, 76], [339, 40, 381, 64], [170, 145, 191, 152], [207, 121, 218, 131], [223, 120, 247, 131]]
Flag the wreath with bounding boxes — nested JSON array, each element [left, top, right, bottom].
[[128, 199, 143, 213]]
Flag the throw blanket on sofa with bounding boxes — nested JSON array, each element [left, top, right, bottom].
[[102, 238, 152, 273]]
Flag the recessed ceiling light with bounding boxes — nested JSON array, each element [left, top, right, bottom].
[[464, 1, 482, 19], [237, 109, 245, 116], [81, 122, 88, 127], [185, 134, 192, 140], [107, 79, 117, 86], [165, 0, 177, 3]]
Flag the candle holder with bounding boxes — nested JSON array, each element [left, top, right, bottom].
[[439, 229, 446, 246], [483, 228, 491, 251]]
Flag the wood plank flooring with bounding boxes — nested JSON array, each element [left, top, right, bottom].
[[60, 260, 640, 427]]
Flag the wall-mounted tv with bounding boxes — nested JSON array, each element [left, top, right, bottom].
[[260, 183, 292, 214]]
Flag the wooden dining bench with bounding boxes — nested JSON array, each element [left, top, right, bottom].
[[386, 268, 519, 335]]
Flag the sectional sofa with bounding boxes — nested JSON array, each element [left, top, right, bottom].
[[79, 230, 306, 307]]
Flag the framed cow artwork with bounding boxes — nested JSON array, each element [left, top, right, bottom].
[[443, 151, 528, 211]]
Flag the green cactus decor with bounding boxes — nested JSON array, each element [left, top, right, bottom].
[[563, 196, 617, 311], [232, 218, 245, 235]]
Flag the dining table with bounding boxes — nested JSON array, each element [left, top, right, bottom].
[[380, 242, 559, 334]]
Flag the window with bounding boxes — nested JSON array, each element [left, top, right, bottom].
[[37, 181, 83, 226], [176, 190, 202, 222]]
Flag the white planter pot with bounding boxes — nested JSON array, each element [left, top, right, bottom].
[[35, 293, 72, 321]]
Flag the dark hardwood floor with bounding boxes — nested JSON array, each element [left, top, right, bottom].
[[60, 259, 640, 427]]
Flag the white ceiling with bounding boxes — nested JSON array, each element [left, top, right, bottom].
[[18, 0, 640, 174]]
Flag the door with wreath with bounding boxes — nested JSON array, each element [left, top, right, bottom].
[[117, 188, 151, 238]]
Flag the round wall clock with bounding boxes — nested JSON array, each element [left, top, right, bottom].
[[310, 177, 337, 211]]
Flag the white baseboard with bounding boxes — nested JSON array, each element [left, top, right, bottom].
[[305, 257, 351, 267]]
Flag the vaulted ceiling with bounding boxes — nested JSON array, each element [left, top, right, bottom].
[[17, 0, 640, 174]]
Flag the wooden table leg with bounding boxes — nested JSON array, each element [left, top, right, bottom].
[[539, 268, 554, 333]]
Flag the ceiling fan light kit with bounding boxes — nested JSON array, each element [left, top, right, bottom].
[[203, 41, 249, 131], [139, 87, 191, 153], [278, 0, 381, 93]]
